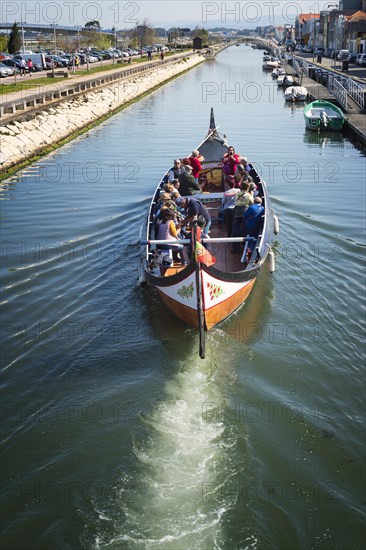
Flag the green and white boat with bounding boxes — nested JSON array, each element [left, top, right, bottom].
[[303, 100, 346, 131]]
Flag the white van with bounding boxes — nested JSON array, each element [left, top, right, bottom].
[[14, 50, 33, 55], [337, 49, 350, 60], [13, 53, 46, 71]]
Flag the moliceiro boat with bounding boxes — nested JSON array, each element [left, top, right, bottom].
[[139, 109, 277, 358], [303, 100, 346, 131]]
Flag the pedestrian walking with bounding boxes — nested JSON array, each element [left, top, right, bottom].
[[20, 58, 26, 76], [27, 58, 33, 76]]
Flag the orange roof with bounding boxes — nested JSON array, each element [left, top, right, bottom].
[[298, 13, 320, 22], [346, 10, 366, 22]]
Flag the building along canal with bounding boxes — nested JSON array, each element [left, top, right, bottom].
[[1, 44, 365, 550]]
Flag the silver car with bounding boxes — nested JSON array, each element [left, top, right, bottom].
[[0, 62, 15, 77]]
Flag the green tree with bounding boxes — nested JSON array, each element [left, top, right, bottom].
[[8, 22, 22, 54], [132, 19, 156, 57], [95, 34, 113, 49], [0, 34, 8, 52], [85, 20, 100, 29], [192, 27, 209, 45]]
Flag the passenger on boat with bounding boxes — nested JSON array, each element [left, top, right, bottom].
[[249, 182, 258, 197], [178, 165, 202, 196], [234, 181, 254, 219], [242, 197, 264, 237], [225, 176, 239, 191], [168, 159, 185, 183], [222, 178, 240, 237], [235, 164, 250, 186], [231, 181, 254, 250], [155, 193, 176, 219], [171, 178, 181, 193], [177, 197, 212, 236], [189, 150, 204, 179], [241, 157, 258, 182], [222, 146, 241, 176], [164, 182, 180, 201], [156, 209, 189, 265]]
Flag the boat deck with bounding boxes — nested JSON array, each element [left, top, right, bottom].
[[308, 107, 341, 118], [204, 200, 247, 271]]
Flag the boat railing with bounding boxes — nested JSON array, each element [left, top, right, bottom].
[[141, 237, 257, 246]]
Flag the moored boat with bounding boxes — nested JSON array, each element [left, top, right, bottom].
[[284, 85, 308, 102], [303, 100, 346, 131], [272, 67, 286, 78], [262, 60, 280, 71], [277, 74, 294, 87], [139, 109, 277, 358]]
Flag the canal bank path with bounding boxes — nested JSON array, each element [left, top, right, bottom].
[[0, 51, 206, 177], [0, 50, 200, 121]]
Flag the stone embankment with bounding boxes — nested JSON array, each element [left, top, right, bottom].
[[0, 54, 204, 175]]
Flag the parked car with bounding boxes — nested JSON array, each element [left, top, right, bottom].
[[347, 53, 357, 63], [0, 62, 15, 77], [1, 59, 24, 73], [337, 49, 350, 61], [356, 53, 366, 66], [45, 56, 63, 68], [86, 54, 99, 63], [0, 51, 12, 60], [89, 50, 104, 61]]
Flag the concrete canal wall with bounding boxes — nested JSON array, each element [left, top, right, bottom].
[[0, 54, 204, 175]]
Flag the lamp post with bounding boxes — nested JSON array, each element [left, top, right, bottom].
[[49, 25, 55, 76], [21, 22, 25, 53], [113, 28, 117, 65], [54, 25, 57, 55]]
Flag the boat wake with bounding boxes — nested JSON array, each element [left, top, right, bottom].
[[92, 346, 252, 549]]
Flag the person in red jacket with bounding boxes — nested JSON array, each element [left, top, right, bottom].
[[222, 146, 241, 176], [189, 150, 204, 180]]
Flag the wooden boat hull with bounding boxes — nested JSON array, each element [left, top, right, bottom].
[[303, 100, 346, 131], [156, 269, 257, 329]]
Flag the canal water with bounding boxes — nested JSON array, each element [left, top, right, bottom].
[[1, 46, 365, 550]]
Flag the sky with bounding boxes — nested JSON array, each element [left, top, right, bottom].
[[1, 1, 340, 29]]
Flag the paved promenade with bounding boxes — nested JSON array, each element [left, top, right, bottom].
[[0, 51, 198, 120]]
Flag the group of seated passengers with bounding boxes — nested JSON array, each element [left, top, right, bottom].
[[157, 147, 262, 261], [155, 186, 212, 264], [168, 150, 204, 184]]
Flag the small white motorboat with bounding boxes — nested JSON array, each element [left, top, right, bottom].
[[272, 67, 286, 78], [284, 85, 308, 102], [283, 75, 294, 87], [263, 60, 280, 71], [277, 75, 294, 87]]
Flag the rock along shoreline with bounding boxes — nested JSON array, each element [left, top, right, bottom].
[[0, 54, 205, 179]]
